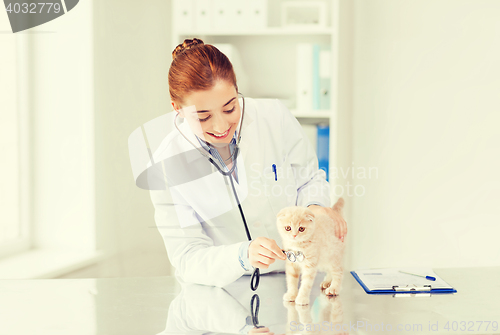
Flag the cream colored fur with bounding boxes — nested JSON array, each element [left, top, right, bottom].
[[277, 198, 345, 305]]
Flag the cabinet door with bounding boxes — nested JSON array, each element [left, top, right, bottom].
[[173, 0, 194, 32], [194, 0, 212, 31]]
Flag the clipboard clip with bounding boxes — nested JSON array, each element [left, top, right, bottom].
[[393, 292, 432, 298], [392, 285, 432, 292]]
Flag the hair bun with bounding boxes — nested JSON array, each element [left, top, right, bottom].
[[172, 38, 205, 60]]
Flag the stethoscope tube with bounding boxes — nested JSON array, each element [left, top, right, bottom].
[[227, 168, 260, 291], [251, 294, 263, 328], [174, 94, 260, 291]]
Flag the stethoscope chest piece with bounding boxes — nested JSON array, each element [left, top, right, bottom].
[[283, 250, 305, 263]]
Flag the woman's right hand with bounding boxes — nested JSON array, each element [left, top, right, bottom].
[[248, 237, 286, 269]]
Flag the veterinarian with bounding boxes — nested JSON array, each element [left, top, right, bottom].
[[147, 38, 347, 288]]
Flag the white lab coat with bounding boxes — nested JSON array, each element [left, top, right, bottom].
[[149, 98, 330, 287]]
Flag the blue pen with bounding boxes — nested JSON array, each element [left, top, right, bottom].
[[272, 164, 277, 181], [399, 270, 436, 281]]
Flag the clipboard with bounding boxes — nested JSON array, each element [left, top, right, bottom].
[[351, 268, 457, 294]]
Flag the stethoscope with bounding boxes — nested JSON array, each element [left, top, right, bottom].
[[174, 93, 261, 291]]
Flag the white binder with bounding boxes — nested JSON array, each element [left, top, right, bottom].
[[296, 43, 314, 113]]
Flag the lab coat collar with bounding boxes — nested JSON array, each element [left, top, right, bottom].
[[196, 128, 238, 154]]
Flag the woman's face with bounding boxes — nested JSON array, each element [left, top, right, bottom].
[[173, 80, 241, 147]]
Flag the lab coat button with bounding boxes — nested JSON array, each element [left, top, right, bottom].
[[253, 221, 261, 228]]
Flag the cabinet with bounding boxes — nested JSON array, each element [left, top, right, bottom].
[[171, 0, 339, 198]]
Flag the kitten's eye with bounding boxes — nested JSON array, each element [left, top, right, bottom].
[[298, 227, 305, 232], [285, 226, 291, 231]]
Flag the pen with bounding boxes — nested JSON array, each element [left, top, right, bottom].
[[272, 164, 277, 181], [399, 271, 436, 281]]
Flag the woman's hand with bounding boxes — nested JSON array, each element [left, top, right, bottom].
[[308, 205, 347, 242], [249, 237, 287, 269]]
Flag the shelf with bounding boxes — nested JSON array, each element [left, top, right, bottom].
[[291, 110, 332, 119], [178, 27, 335, 37]]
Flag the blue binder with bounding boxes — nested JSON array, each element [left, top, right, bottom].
[[317, 125, 329, 181], [351, 269, 457, 294]]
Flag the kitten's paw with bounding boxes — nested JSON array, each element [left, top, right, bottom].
[[324, 285, 340, 296], [295, 295, 310, 306], [283, 291, 297, 302], [295, 304, 310, 313], [320, 280, 331, 290]]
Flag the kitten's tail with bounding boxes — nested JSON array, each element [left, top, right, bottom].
[[332, 197, 344, 213]]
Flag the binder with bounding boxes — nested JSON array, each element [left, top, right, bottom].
[[317, 125, 329, 181], [312, 44, 321, 110], [297, 43, 331, 112], [312, 44, 331, 110], [351, 268, 457, 294], [296, 43, 314, 113], [318, 46, 331, 110]]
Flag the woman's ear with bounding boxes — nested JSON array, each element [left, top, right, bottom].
[[172, 101, 184, 118]]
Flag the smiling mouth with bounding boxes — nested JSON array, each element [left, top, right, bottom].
[[208, 127, 230, 139]]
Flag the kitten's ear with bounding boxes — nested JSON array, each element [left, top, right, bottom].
[[277, 208, 288, 219], [305, 214, 314, 222], [332, 197, 345, 213], [304, 209, 315, 222]]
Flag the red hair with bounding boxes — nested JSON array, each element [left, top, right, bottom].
[[168, 38, 238, 104]]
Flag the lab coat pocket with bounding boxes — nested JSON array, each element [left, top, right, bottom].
[[261, 159, 297, 214]]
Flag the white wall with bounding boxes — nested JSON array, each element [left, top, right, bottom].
[[30, 0, 95, 251], [57, 0, 174, 278], [0, 12, 20, 248], [90, 0, 173, 277], [350, 0, 500, 269], [336, 0, 354, 268]]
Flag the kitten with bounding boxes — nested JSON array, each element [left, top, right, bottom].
[[283, 295, 344, 335], [277, 198, 345, 306]]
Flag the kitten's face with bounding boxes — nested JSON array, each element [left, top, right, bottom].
[[276, 207, 315, 242]]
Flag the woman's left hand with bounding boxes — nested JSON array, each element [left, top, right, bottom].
[[307, 205, 347, 242]]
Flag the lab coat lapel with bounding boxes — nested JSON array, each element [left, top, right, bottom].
[[236, 99, 255, 164]]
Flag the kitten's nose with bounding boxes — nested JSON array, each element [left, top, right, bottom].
[[293, 234, 297, 238]]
